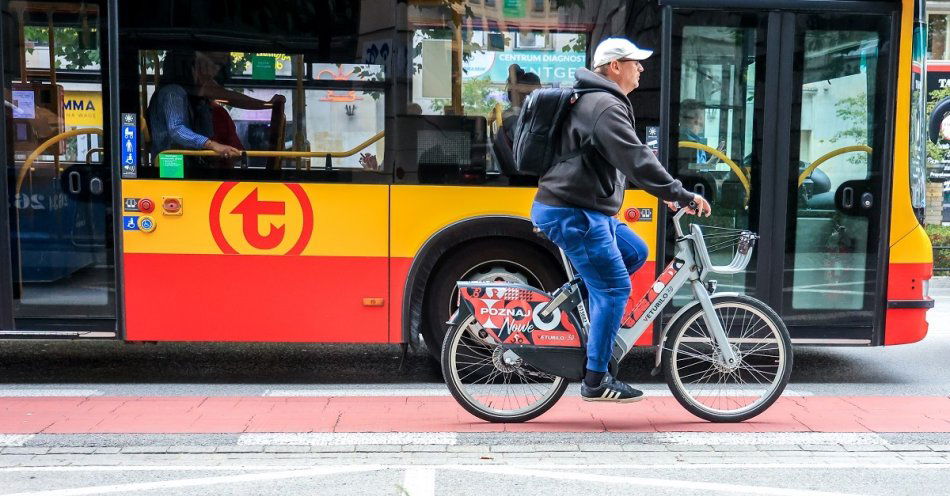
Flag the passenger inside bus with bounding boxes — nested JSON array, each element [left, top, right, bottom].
[[679, 99, 724, 169], [146, 51, 283, 166]]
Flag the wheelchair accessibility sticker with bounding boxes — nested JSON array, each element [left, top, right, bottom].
[[123, 216, 139, 231]]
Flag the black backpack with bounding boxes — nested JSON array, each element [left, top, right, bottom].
[[511, 87, 600, 177]]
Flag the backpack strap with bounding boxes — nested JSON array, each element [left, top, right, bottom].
[[548, 88, 603, 167], [550, 138, 593, 166]]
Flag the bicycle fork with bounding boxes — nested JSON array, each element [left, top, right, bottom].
[[691, 278, 740, 369]]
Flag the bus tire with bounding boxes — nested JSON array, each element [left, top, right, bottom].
[[421, 238, 564, 363]]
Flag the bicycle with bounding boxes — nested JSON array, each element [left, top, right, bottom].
[[441, 206, 793, 423]]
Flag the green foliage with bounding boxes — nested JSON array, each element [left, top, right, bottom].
[[561, 34, 586, 53], [827, 92, 869, 165], [23, 27, 99, 70], [431, 76, 498, 116], [926, 224, 950, 272]]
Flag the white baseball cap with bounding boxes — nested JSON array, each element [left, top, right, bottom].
[[592, 38, 653, 68]]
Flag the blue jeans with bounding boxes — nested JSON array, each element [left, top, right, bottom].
[[531, 202, 649, 373]]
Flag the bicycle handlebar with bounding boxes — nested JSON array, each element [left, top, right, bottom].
[[671, 201, 697, 237]]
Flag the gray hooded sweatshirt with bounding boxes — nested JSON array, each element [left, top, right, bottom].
[[534, 68, 695, 215]]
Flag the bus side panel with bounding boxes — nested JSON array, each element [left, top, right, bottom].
[[124, 253, 388, 342], [885, 226, 933, 346], [389, 185, 659, 345], [121, 180, 389, 343]]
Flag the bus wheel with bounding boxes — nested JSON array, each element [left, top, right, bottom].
[[422, 239, 564, 363]]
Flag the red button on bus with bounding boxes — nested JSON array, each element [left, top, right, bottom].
[[138, 198, 154, 213], [624, 208, 641, 222]]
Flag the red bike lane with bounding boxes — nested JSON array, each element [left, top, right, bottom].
[[1, 395, 948, 434]]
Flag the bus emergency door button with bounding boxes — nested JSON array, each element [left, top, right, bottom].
[[162, 197, 182, 215], [138, 198, 154, 213], [139, 216, 156, 233], [624, 208, 641, 222]]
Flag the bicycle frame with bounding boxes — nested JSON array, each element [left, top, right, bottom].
[[550, 209, 748, 370]]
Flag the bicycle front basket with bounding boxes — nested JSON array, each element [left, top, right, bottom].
[[689, 224, 759, 275]]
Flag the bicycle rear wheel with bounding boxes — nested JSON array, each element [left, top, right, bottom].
[[661, 295, 793, 422], [442, 314, 568, 423]]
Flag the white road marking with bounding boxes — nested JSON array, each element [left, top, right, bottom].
[[0, 465, 382, 496], [3, 462, 950, 473], [0, 390, 101, 397], [237, 432, 458, 446], [655, 432, 888, 445], [0, 435, 34, 447], [400, 468, 435, 496], [452, 465, 860, 496]]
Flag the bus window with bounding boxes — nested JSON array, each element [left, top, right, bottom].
[[14, 20, 102, 162], [404, 0, 619, 186], [136, 50, 386, 178]]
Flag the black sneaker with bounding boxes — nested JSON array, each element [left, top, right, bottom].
[[580, 373, 644, 403]]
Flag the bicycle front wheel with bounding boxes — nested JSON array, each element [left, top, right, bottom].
[[442, 313, 568, 423], [661, 295, 793, 422]]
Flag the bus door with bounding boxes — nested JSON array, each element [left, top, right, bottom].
[[668, 5, 895, 343], [0, 0, 117, 334]]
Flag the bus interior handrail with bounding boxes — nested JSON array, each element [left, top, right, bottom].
[[797, 145, 873, 187], [17, 127, 104, 194], [158, 130, 384, 161], [677, 140, 751, 196]]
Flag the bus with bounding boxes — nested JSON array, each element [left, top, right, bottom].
[[0, 0, 933, 361]]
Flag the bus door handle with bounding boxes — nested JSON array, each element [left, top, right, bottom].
[[89, 177, 103, 195], [841, 186, 854, 209], [68, 171, 82, 194]]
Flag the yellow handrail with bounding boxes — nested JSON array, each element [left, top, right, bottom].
[[678, 141, 751, 196], [797, 145, 873, 187], [17, 127, 103, 194], [85, 147, 104, 164], [159, 130, 385, 159]]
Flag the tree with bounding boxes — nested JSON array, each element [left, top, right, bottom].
[[24, 27, 99, 70], [827, 92, 869, 165]]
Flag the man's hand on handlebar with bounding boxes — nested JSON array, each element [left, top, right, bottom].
[[690, 194, 712, 217], [664, 194, 712, 217]]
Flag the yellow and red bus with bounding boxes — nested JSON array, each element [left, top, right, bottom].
[[0, 0, 932, 360]]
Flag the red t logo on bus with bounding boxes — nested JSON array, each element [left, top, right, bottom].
[[210, 182, 314, 256], [230, 189, 285, 250]]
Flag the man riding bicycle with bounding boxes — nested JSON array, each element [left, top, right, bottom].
[[531, 37, 712, 403]]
